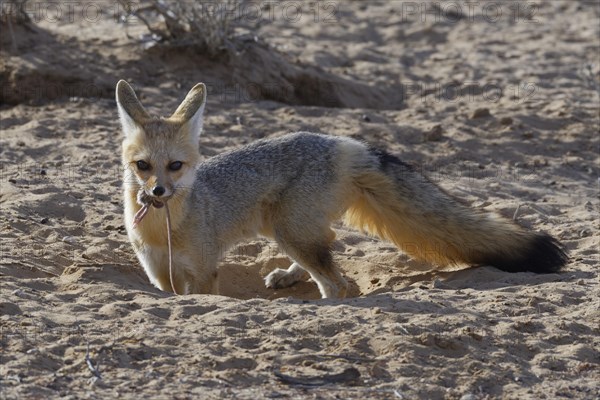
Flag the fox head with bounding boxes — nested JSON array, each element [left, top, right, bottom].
[[116, 80, 206, 207]]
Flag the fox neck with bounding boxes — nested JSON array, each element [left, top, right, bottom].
[[124, 188, 190, 247]]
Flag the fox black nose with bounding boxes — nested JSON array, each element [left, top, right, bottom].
[[152, 186, 165, 197]]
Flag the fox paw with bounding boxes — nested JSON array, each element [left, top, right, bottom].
[[264, 267, 308, 289]]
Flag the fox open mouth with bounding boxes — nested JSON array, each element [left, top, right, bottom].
[[133, 191, 170, 228], [137, 190, 169, 208]]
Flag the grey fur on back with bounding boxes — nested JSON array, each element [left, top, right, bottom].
[[188, 132, 341, 242]]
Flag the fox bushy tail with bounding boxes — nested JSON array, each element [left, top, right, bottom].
[[343, 148, 567, 273]]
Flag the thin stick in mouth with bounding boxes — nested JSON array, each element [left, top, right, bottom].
[[165, 202, 178, 295], [131, 201, 178, 295]]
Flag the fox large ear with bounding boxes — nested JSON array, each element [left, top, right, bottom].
[[170, 83, 207, 144], [115, 80, 150, 135]]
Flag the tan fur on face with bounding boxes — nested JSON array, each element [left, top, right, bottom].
[[122, 116, 201, 250], [123, 118, 200, 192]]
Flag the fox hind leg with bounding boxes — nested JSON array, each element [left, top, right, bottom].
[[264, 262, 310, 289], [273, 229, 347, 299]]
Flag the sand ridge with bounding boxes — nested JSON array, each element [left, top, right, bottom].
[[1, 1, 599, 398]]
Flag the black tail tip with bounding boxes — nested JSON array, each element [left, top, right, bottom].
[[489, 233, 568, 274]]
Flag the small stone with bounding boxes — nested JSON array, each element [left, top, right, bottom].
[[499, 116, 513, 125], [460, 394, 476, 400], [471, 108, 491, 119], [62, 236, 77, 244], [522, 132, 534, 139], [579, 229, 591, 238], [275, 310, 289, 320], [370, 278, 380, 284], [361, 114, 371, 122], [432, 279, 447, 288], [424, 124, 443, 141], [8, 178, 17, 184], [40, 218, 49, 224]]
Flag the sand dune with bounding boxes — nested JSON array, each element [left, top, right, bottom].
[[1, 1, 598, 398]]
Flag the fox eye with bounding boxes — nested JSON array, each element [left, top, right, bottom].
[[136, 160, 150, 171], [169, 161, 183, 171]]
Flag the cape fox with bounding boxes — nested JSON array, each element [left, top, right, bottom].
[[116, 80, 567, 299]]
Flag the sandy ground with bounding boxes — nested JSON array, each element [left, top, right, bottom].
[[1, 1, 599, 398]]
